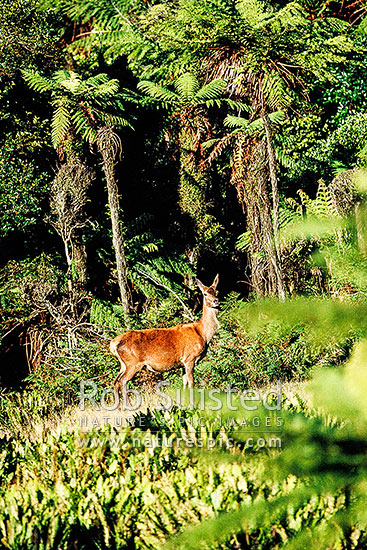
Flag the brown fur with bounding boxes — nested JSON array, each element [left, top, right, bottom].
[[110, 275, 220, 396]]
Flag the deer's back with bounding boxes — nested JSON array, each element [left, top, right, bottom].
[[111, 323, 205, 371]]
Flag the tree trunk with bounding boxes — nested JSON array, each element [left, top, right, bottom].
[[262, 112, 286, 302], [63, 138, 89, 290], [73, 236, 88, 287], [63, 237, 78, 321], [63, 238, 73, 295], [98, 128, 132, 318], [232, 135, 279, 297], [178, 120, 219, 269]]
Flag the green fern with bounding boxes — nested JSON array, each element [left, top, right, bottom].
[[236, 231, 252, 251], [235, 0, 266, 25], [296, 180, 336, 219], [137, 81, 179, 107], [175, 72, 200, 102], [23, 69, 131, 150], [224, 110, 285, 133], [138, 72, 227, 111], [117, 214, 194, 301], [90, 299, 125, 331], [262, 70, 293, 111]]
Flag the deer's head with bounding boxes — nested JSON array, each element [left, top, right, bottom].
[[197, 274, 220, 309]]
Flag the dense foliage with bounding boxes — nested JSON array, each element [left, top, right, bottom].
[[1, 353, 367, 549]]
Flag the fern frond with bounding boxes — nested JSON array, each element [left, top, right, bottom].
[[355, 14, 367, 37], [22, 70, 55, 93], [236, 0, 266, 26], [315, 17, 350, 34], [255, 2, 308, 33], [137, 81, 179, 106], [202, 138, 220, 150], [275, 149, 298, 171], [58, 71, 81, 93], [83, 81, 120, 100], [313, 179, 336, 218], [225, 99, 250, 112], [51, 70, 73, 85], [224, 111, 284, 135], [50, 0, 130, 30], [175, 73, 200, 103], [268, 111, 286, 125], [70, 109, 98, 144], [297, 189, 312, 209], [279, 205, 301, 231], [247, 117, 267, 132], [98, 112, 131, 129], [262, 70, 293, 110], [141, 243, 159, 253], [236, 231, 252, 251], [206, 133, 236, 166], [286, 197, 302, 214], [194, 79, 226, 103], [224, 115, 251, 129], [51, 99, 71, 148]]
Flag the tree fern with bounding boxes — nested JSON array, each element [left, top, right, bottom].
[[175, 72, 200, 102], [51, 99, 71, 149], [224, 115, 251, 130], [22, 70, 56, 93], [224, 111, 285, 133], [236, 231, 252, 251], [235, 0, 266, 26], [24, 69, 131, 150], [137, 81, 179, 107], [262, 70, 293, 111], [138, 72, 229, 111], [24, 68, 134, 312], [193, 78, 226, 102]]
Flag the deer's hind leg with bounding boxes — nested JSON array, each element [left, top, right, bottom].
[[113, 363, 126, 392], [110, 340, 141, 401], [112, 356, 144, 409], [114, 361, 143, 407], [111, 340, 127, 391]]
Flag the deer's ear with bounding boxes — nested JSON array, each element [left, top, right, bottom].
[[196, 279, 206, 293], [212, 274, 219, 289]]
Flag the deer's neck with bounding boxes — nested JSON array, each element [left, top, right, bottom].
[[197, 304, 220, 344]]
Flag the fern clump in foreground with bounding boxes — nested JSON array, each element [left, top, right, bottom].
[[2, 360, 367, 549]]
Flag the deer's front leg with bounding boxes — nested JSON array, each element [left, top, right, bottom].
[[183, 361, 194, 389]]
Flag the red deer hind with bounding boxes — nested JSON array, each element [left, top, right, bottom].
[[110, 275, 220, 398]]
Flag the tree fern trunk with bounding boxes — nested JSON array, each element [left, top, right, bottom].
[[233, 136, 278, 297], [262, 112, 285, 302], [178, 121, 220, 269], [98, 128, 132, 318], [61, 147, 89, 291]]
